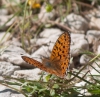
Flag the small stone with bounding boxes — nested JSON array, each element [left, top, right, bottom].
[[63, 13, 88, 31], [86, 30, 100, 43], [86, 30, 100, 52], [70, 33, 89, 57], [80, 54, 91, 65], [39, 28, 62, 38], [0, 62, 20, 76], [13, 68, 42, 80], [0, 85, 25, 97], [0, 45, 31, 68], [90, 17, 100, 29]]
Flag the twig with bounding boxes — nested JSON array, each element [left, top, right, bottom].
[[74, 0, 94, 8], [46, 20, 74, 33]]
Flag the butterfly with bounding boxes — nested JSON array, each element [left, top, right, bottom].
[[22, 31, 70, 78]]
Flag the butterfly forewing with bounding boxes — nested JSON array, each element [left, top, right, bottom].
[[50, 32, 70, 76]]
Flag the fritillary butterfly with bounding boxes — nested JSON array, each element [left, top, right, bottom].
[[22, 31, 70, 78]]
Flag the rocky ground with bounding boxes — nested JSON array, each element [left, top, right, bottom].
[[0, 0, 100, 97]]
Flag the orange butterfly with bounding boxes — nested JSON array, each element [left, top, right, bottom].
[[22, 32, 70, 78]]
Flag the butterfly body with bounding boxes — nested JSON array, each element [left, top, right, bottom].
[[42, 58, 61, 70], [22, 32, 70, 78]]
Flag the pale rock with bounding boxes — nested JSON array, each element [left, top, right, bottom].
[[0, 76, 4, 80], [36, 28, 62, 46], [86, 30, 100, 52], [90, 17, 100, 29], [0, 45, 31, 68], [80, 54, 91, 65], [85, 9, 100, 20], [4, 38, 22, 47], [39, 28, 62, 38], [13, 68, 42, 80], [70, 33, 89, 57], [0, 85, 25, 97], [63, 13, 88, 31], [0, 62, 20, 76], [86, 30, 100, 44], [36, 35, 60, 46]]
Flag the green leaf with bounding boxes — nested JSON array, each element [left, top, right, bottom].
[[45, 74, 51, 81]]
